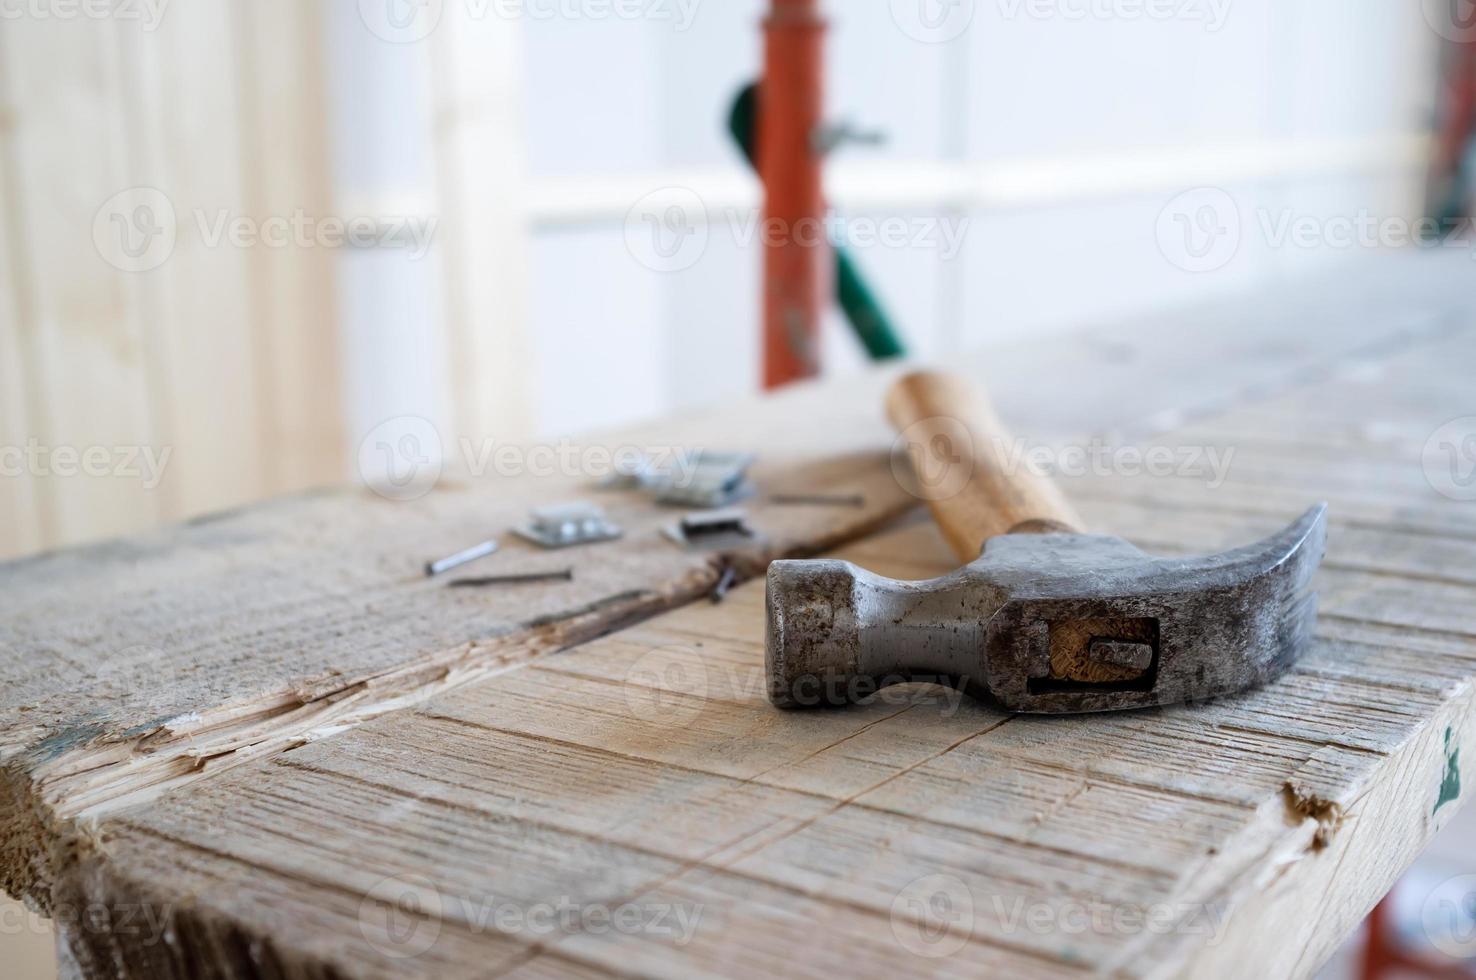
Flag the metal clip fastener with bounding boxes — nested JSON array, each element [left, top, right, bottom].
[[513, 503, 622, 549], [656, 451, 755, 509], [663, 508, 756, 550]]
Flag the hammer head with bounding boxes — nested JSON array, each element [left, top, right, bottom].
[[766, 505, 1327, 713]]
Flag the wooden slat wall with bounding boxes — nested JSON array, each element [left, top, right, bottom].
[[0, 14, 162, 553], [127, 2, 264, 520], [236, 0, 345, 493], [0, 113, 44, 558], [0, 1, 343, 561], [432, 8, 535, 446]]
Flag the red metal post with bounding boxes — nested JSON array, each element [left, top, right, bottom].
[[760, 0, 829, 389], [1359, 893, 1473, 980]]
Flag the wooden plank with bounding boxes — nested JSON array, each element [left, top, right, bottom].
[[235, 0, 346, 495], [0, 0, 344, 562], [8, 251, 1460, 868], [7, 254, 1476, 976], [45, 501, 1476, 977], [0, 14, 162, 549], [0, 416, 917, 908], [430, 6, 535, 444], [0, 90, 44, 560], [122, 1, 265, 519], [36, 305, 1476, 971], [1046, 320, 1476, 541]]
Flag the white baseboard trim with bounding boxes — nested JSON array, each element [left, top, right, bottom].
[[526, 133, 1431, 229]]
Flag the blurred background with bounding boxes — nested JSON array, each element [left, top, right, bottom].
[[1, 0, 1452, 562], [2, 1, 1475, 976]]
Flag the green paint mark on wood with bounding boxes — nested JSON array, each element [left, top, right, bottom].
[[28, 723, 107, 763], [1436, 726, 1461, 814]]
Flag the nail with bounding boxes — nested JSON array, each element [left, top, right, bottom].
[[448, 569, 574, 588], [769, 493, 865, 507], [425, 539, 499, 577], [710, 565, 738, 603]]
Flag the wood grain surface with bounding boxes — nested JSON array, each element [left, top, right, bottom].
[[4, 255, 1475, 978]]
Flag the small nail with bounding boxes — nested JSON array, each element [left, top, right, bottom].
[[425, 539, 499, 577], [769, 493, 865, 507], [448, 568, 574, 588], [710, 565, 739, 603]]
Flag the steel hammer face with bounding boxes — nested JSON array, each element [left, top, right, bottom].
[[765, 505, 1327, 714]]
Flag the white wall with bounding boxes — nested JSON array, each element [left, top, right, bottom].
[[510, 0, 1436, 435], [1, 1, 1430, 559]]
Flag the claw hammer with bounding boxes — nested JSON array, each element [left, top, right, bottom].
[[765, 371, 1327, 713]]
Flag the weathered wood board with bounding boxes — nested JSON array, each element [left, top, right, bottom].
[[0, 432, 919, 908], [4, 254, 1476, 978]]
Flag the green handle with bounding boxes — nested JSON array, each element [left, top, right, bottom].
[[728, 83, 907, 361]]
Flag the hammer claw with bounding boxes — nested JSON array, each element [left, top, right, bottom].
[[765, 371, 1330, 714], [765, 504, 1328, 714]]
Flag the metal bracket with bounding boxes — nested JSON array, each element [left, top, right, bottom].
[[513, 503, 622, 549], [656, 451, 756, 509], [812, 119, 887, 155], [598, 453, 664, 491], [663, 508, 756, 550]]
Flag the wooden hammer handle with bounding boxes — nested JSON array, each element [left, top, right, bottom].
[[885, 370, 1083, 562]]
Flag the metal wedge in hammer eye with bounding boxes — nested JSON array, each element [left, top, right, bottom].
[[764, 371, 1327, 714]]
